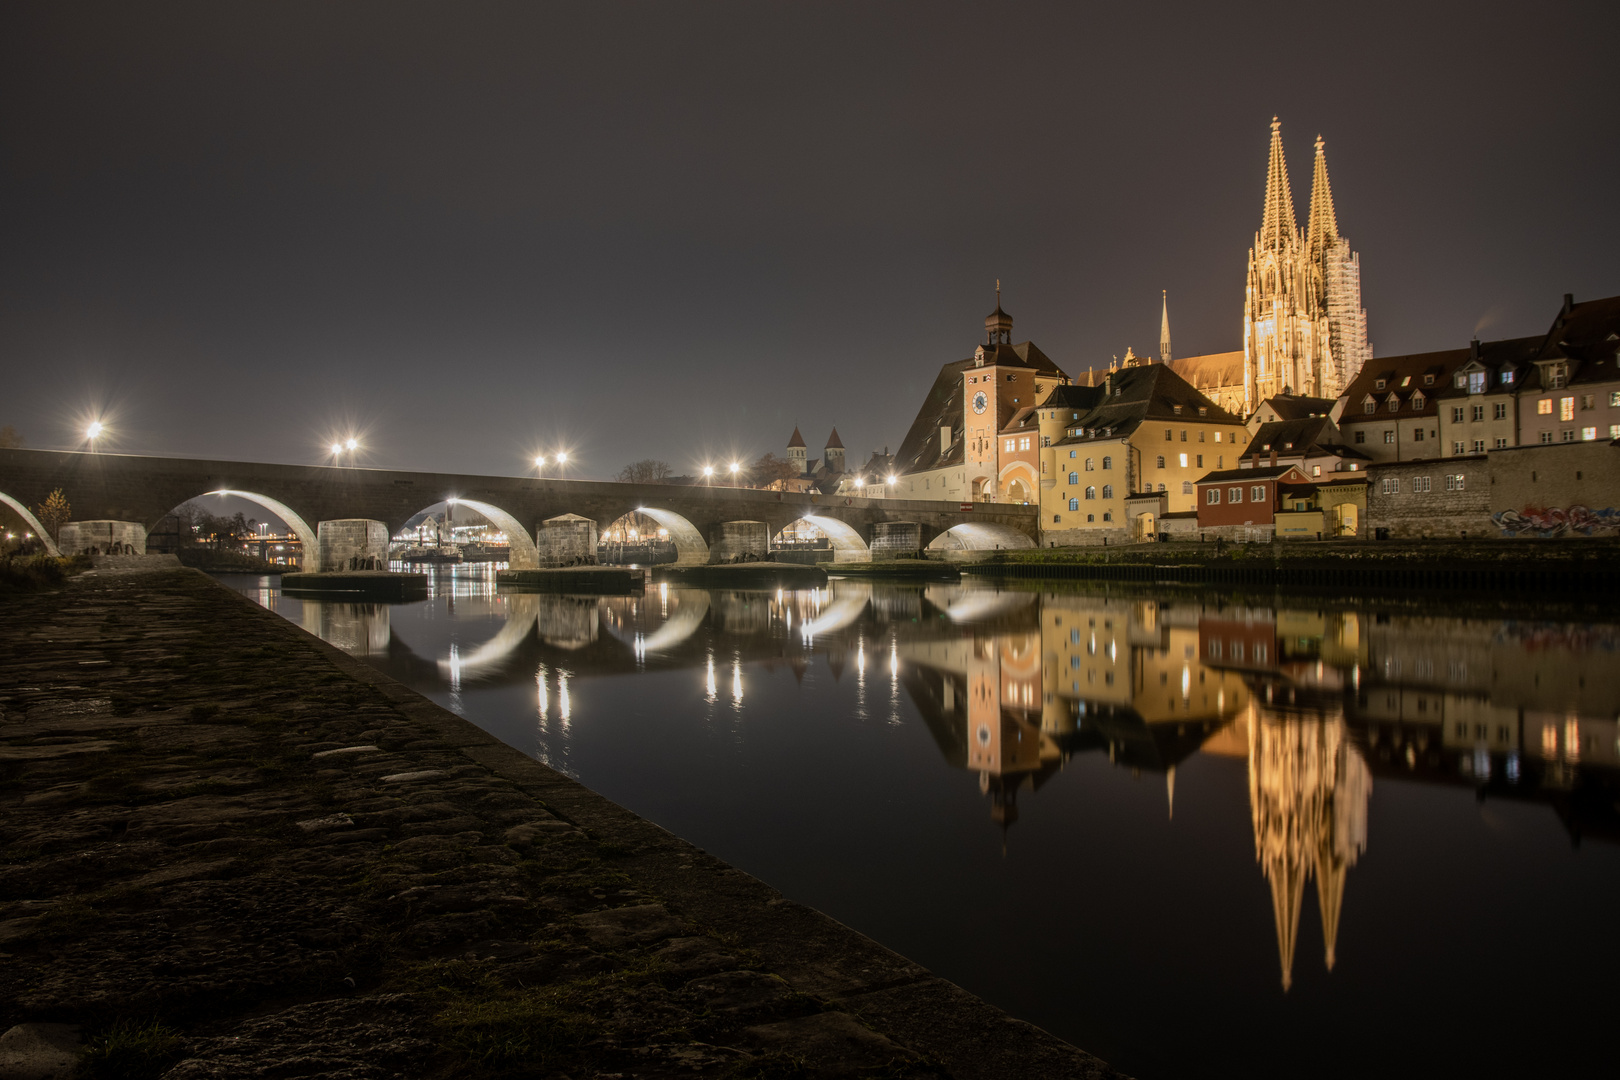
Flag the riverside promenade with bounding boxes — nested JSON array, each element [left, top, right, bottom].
[[0, 568, 1120, 1080]]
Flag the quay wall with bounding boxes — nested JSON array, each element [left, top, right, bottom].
[[0, 569, 1117, 1079]]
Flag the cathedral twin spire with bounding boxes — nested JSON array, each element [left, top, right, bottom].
[[1241, 117, 1369, 413]]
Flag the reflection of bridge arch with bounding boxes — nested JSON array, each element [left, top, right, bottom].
[[0, 490, 60, 555], [777, 515, 872, 563], [436, 593, 541, 679], [602, 590, 712, 654], [797, 582, 870, 640], [201, 490, 321, 563], [926, 522, 1036, 554]]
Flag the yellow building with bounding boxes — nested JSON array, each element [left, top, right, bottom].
[[1035, 359, 1249, 543]]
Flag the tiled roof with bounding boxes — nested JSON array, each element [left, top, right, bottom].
[[1195, 464, 1307, 485], [1257, 394, 1337, 420], [895, 341, 1067, 475], [1168, 350, 1245, 390], [1049, 364, 1243, 447], [1339, 347, 1468, 423]]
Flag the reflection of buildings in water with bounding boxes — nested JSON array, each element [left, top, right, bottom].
[[1247, 713, 1370, 991], [301, 600, 390, 657]]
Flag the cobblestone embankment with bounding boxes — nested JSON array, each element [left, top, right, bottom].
[[0, 569, 1120, 1080]]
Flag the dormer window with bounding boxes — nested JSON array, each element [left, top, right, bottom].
[[1363, 395, 1376, 414], [1549, 362, 1568, 389], [1468, 371, 1486, 394], [1454, 373, 1467, 388], [1423, 374, 1434, 385], [1374, 379, 1387, 390], [1173, 404, 1183, 415], [1501, 369, 1515, 386], [1388, 397, 1400, 413], [1198, 406, 1208, 416], [1411, 392, 1425, 410]]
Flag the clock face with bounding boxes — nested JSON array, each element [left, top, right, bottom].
[[972, 391, 988, 414]]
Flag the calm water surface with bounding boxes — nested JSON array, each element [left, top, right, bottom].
[[219, 567, 1620, 1079]]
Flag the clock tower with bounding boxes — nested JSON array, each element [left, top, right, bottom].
[[962, 283, 1036, 501]]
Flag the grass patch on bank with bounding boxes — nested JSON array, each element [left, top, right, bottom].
[[80, 1018, 186, 1080]]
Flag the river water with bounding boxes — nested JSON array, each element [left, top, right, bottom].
[[218, 566, 1619, 1079]]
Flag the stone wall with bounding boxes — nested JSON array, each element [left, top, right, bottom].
[[59, 519, 146, 555], [537, 514, 598, 566], [1365, 458, 1490, 539], [1489, 442, 1620, 538], [1038, 526, 1130, 548], [709, 520, 768, 563], [317, 519, 389, 571]]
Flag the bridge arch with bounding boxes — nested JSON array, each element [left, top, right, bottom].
[[443, 499, 540, 570], [782, 515, 872, 563], [0, 490, 61, 556], [626, 506, 708, 565], [925, 521, 1036, 554], [202, 490, 320, 566]]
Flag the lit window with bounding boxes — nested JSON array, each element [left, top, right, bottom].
[[1085, 458, 1094, 471], [1215, 432, 1222, 442], [1611, 425, 1620, 439], [1537, 399, 1553, 415], [1446, 474, 1466, 491], [1581, 427, 1597, 441], [1611, 391, 1620, 407], [1179, 452, 1188, 467], [1312, 464, 1321, 476], [1468, 371, 1486, 394], [1560, 397, 1575, 421]]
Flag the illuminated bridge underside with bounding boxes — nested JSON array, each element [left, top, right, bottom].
[[0, 449, 1039, 564]]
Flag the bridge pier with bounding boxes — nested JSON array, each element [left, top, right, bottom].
[[537, 514, 597, 567], [869, 521, 922, 560], [710, 520, 769, 564], [317, 519, 390, 571], [60, 520, 147, 556]]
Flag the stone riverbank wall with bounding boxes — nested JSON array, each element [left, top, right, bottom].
[[0, 568, 1119, 1080]]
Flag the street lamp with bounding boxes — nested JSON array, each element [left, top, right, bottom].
[[728, 461, 741, 484], [86, 421, 104, 451]]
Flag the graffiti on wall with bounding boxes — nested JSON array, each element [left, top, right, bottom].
[[1493, 505, 1620, 538]]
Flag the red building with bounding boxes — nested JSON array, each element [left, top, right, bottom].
[[1195, 463, 1311, 532]]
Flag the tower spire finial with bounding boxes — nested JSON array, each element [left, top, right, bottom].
[[1160, 289, 1172, 364], [1305, 133, 1341, 260], [1258, 117, 1298, 252]]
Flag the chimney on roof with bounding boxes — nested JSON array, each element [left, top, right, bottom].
[[1251, 449, 1261, 467], [1270, 449, 1278, 467], [1563, 293, 1574, 316], [1470, 338, 1479, 361]]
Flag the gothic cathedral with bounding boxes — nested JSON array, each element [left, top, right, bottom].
[[1242, 118, 1371, 413]]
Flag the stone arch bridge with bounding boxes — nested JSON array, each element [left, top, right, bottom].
[[0, 449, 1038, 567]]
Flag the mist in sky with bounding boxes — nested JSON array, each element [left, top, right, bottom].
[[3, 1, 1616, 477]]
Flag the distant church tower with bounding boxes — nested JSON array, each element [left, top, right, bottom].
[[787, 426, 808, 475], [1241, 119, 1369, 414], [1159, 290, 1172, 364], [823, 428, 845, 473]]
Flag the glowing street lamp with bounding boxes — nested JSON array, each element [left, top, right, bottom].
[[86, 420, 104, 451], [702, 465, 715, 484], [346, 438, 358, 452]]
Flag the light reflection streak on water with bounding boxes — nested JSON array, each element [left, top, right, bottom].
[[888, 638, 900, 725], [855, 638, 867, 720], [705, 650, 717, 704], [732, 656, 744, 708]]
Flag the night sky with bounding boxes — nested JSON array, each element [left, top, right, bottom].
[[4, 2, 1617, 479]]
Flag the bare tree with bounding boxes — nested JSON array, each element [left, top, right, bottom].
[[751, 452, 799, 486], [0, 425, 24, 448], [35, 489, 69, 542], [617, 459, 673, 485]]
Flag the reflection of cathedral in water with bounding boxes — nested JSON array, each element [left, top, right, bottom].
[[1248, 715, 1370, 990]]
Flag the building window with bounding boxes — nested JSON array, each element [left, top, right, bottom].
[[1102, 512, 1113, 522], [1549, 364, 1568, 389], [1102, 456, 1112, 470], [1540, 431, 1554, 444], [1157, 483, 1166, 492], [1581, 394, 1595, 410], [1494, 437, 1508, 449], [1084, 486, 1096, 500], [1501, 369, 1515, 385], [1069, 450, 1077, 458], [1472, 439, 1485, 453], [1582, 426, 1598, 441], [1470, 405, 1484, 421], [1214, 431, 1223, 442], [1068, 498, 1079, 511], [1087, 514, 1094, 522], [1251, 485, 1265, 502], [1207, 489, 1221, 505], [1451, 406, 1465, 423], [1562, 429, 1576, 442], [1452, 440, 1466, 455], [1312, 464, 1321, 476], [1388, 397, 1400, 412], [1560, 397, 1575, 421], [1383, 431, 1395, 444], [1101, 484, 1113, 499], [1537, 398, 1553, 415], [1414, 429, 1425, 442], [1611, 425, 1620, 439], [1004, 439, 1014, 453], [1182, 481, 1193, 494], [1380, 477, 1400, 494], [1053, 514, 1062, 523], [1494, 402, 1507, 419], [1611, 391, 1620, 407], [1068, 471, 1079, 484], [1180, 430, 1188, 441], [1412, 392, 1426, 410], [1165, 428, 1173, 441], [1156, 455, 1165, 468], [1354, 430, 1366, 444], [1466, 371, 1485, 393], [1446, 474, 1465, 491], [1198, 431, 1206, 442], [1413, 476, 1431, 492], [1179, 452, 1188, 467], [1228, 486, 1243, 502], [1375, 379, 1387, 390]]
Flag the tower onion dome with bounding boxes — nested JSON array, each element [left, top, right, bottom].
[[985, 278, 1013, 344]]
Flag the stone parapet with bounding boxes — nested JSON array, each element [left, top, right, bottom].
[[59, 519, 146, 555]]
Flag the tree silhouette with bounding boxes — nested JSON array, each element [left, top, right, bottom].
[[36, 489, 69, 543], [0, 425, 23, 448]]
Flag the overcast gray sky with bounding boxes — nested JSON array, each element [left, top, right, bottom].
[[3, 1, 1616, 479]]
